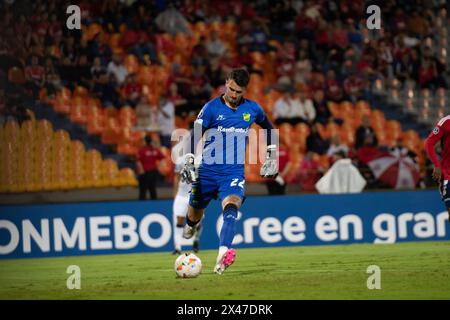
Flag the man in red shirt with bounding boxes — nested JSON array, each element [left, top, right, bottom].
[[136, 136, 164, 200], [425, 116, 450, 222]]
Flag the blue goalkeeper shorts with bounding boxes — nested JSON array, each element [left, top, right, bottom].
[[189, 168, 246, 209]]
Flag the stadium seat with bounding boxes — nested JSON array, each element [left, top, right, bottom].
[[70, 97, 88, 125], [101, 117, 121, 145], [120, 168, 138, 187]]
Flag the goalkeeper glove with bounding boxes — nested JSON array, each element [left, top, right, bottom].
[[180, 153, 198, 184], [260, 145, 278, 178]]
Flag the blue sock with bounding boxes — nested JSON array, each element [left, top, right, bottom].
[[219, 204, 238, 248]]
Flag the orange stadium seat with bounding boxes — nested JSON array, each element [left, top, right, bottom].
[[101, 117, 121, 145]]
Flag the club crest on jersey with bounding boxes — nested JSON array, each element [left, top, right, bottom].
[[243, 112, 251, 122], [433, 127, 440, 135]]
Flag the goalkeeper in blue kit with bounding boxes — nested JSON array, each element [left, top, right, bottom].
[[179, 68, 278, 274]]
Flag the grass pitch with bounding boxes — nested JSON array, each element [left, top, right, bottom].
[[0, 241, 449, 300]]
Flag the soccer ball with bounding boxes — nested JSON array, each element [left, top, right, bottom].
[[174, 253, 202, 278]]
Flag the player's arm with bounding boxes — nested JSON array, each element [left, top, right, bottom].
[[425, 124, 444, 181], [255, 112, 279, 178], [179, 104, 211, 183]]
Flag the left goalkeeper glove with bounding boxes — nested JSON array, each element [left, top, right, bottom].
[[260, 144, 278, 178]]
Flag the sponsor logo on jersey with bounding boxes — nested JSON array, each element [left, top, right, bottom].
[[433, 127, 440, 135], [217, 126, 249, 133], [216, 115, 226, 120], [243, 112, 251, 122]]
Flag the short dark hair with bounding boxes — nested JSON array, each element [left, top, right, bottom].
[[227, 68, 250, 88]]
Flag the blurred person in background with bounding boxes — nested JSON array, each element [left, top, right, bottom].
[[172, 147, 202, 255], [265, 139, 292, 195], [135, 95, 160, 132], [297, 88, 316, 125], [312, 89, 331, 125], [121, 73, 142, 108], [297, 151, 323, 192], [136, 135, 164, 200], [355, 115, 378, 149], [327, 134, 349, 158], [306, 123, 329, 155], [157, 95, 175, 149]]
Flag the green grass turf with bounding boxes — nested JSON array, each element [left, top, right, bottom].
[[0, 241, 449, 300]]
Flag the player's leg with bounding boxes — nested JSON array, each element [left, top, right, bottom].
[[214, 194, 242, 274], [172, 195, 189, 254], [193, 219, 203, 252], [183, 205, 204, 239], [214, 175, 245, 274], [183, 173, 216, 239], [439, 180, 450, 224]]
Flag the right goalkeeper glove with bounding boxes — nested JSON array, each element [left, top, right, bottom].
[[180, 153, 198, 184]]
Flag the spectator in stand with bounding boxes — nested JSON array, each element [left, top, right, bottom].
[[107, 54, 128, 85], [91, 56, 107, 84], [121, 73, 142, 108], [92, 71, 121, 108], [236, 20, 254, 48], [298, 151, 322, 192], [265, 140, 292, 195], [155, 2, 192, 36], [272, 86, 302, 126], [293, 49, 312, 86], [297, 89, 316, 125], [207, 57, 226, 88], [343, 72, 364, 103], [306, 123, 329, 155], [130, 30, 158, 64], [157, 96, 175, 149], [168, 63, 193, 98], [136, 135, 165, 200], [390, 137, 418, 163], [206, 31, 227, 59], [355, 115, 378, 149], [25, 55, 45, 98], [89, 33, 112, 67], [407, 11, 430, 39], [356, 135, 380, 165], [420, 46, 448, 89], [135, 95, 160, 133], [354, 135, 380, 188], [325, 69, 345, 103], [43, 57, 61, 98], [235, 45, 256, 75], [394, 52, 412, 84], [186, 64, 212, 115], [191, 36, 209, 67], [250, 21, 270, 53], [74, 54, 92, 88], [312, 89, 331, 125], [167, 82, 189, 118], [327, 134, 349, 158]]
